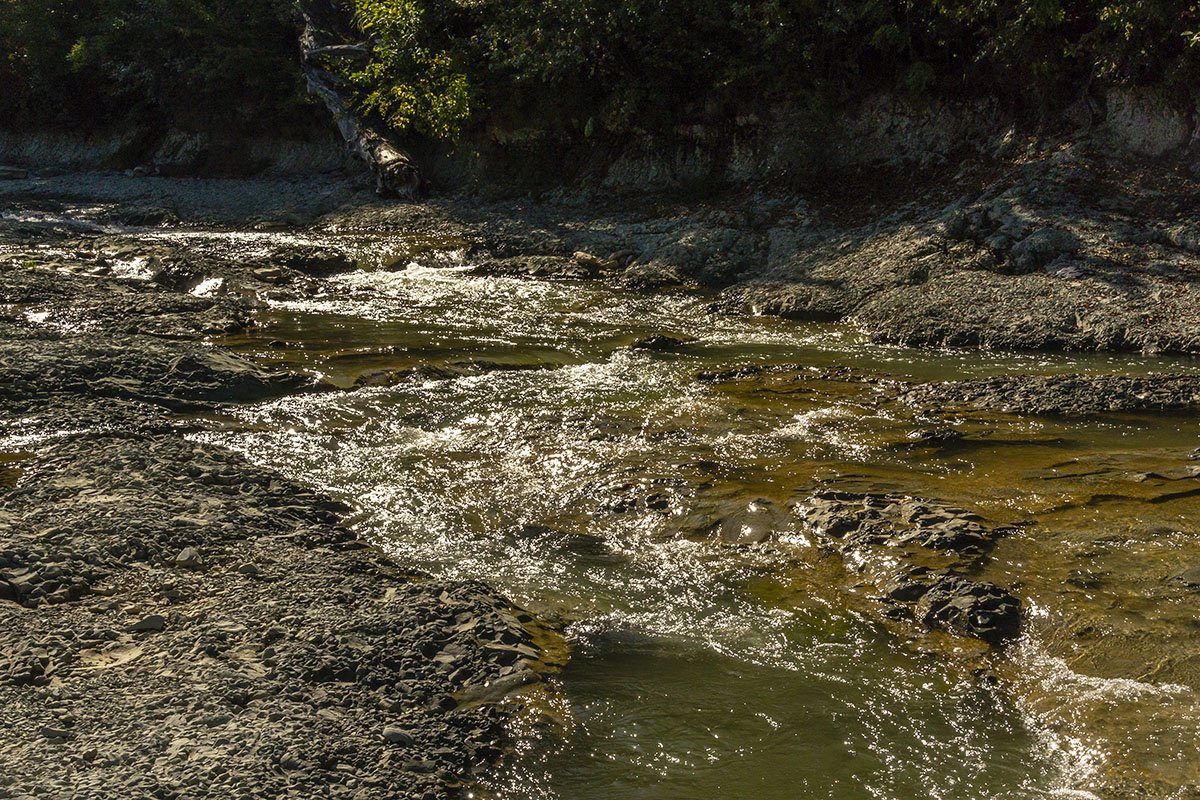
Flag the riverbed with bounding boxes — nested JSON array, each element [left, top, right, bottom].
[[168, 232, 1200, 799], [2, 179, 1199, 796]]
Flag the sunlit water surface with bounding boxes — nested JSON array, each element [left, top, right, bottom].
[[181, 246, 1200, 799]]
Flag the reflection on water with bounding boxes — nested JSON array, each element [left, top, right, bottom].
[[492, 633, 1060, 800], [199, 248, 1200, 798], [0, 451, 32, 488]]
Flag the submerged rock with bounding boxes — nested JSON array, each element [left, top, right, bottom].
[[914, 577, 1021, 645], [1172, 566, 1200, 590], [797, 490, 1022, 647], [628, 333, 694, 352]]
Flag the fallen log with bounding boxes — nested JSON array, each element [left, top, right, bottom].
[[297, 1, 420, 198]]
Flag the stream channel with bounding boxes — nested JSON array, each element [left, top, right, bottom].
[[169, 228, 1200, 799]]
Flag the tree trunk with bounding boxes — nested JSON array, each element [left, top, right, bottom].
[[296, 1, 420, 198]]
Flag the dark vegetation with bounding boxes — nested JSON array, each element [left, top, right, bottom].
[[3, 0, 1198, 142], [0, 0, 316, 134]]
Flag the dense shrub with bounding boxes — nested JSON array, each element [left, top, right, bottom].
[[0, 0, 312, 132], [3, 0, 1198, 139]]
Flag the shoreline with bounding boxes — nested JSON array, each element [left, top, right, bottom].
[[0, 215, 565, 799], [2, 146, 1199, 795], [5, 126, 1197, 356]]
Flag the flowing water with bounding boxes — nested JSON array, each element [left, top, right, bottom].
[[164, 232, 1200, 799]]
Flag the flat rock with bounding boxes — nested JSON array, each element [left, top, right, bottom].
[[903, 374, 1200, 415], [128, 615, 167, 633]]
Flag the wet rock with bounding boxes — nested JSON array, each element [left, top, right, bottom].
[[571, 251, 614, 274], [353, 365, 462, 388], [798, 490, 1021, 646], [265, 247, 356, 277], [903, 374, 1200, 416], [472, 255, 590, 280], [0, 336, 314, 410], [901, 427, 966, 448], [704, 499, 789, 545], [880, 576, 930, 602], [914, 577, 1021, 645], [918, 518, 995, 552], [801, 491, 999, 556], [599, 477, 695, 516], [628, 334, 693, 352], [0, 265, 252, 339]]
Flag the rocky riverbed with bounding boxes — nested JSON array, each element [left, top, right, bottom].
[[5, 130, 1200, 359], [2, 132, 1200, 798], [0, 209, 565, 799]]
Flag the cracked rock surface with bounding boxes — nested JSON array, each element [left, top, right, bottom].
[[798, 490, 1022, 646]]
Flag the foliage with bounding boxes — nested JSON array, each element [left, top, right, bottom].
[[0, 0, 310, 131], [342, 0, 470, 139], [336, 0, 1200, 141], [2, 0, 1198, 140]]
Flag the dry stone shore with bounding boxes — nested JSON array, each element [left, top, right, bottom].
[[0, 221, 561, 799], [4, 129, 1200, 355]]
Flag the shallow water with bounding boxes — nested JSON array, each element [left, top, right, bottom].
[[0, 451, 31, 489], [194, 248, 1200, 798]]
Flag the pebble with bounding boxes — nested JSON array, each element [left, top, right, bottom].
[[382, 726, 415, 746], [128, 614, 167, 633]]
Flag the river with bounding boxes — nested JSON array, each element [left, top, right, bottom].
[[172, 230, 1200, 799]]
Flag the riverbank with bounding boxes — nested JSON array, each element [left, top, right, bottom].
[[0, 214, 564, 799], [6, 123, 1196, 355]]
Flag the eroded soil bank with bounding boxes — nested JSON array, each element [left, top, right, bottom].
[[2, 129, 1199, 798]]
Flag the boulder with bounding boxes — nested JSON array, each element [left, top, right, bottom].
[[268, 247, 356, 277], [915, 577, 1021, 645], [629, 334, 693, 352]]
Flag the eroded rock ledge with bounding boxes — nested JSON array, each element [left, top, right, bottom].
[[797, 491, 1022, 647], [903, 374, 1200, 416], [0, 220, 559, 799]]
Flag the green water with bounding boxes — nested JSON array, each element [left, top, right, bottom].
[[185, 242, 1200, 799], [0, 451, 31, 488]]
